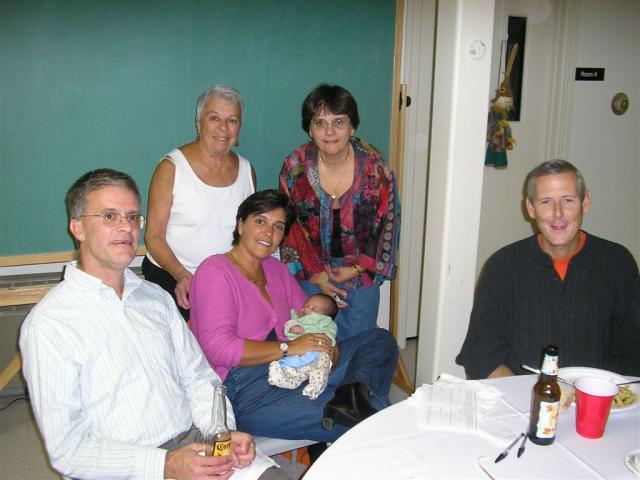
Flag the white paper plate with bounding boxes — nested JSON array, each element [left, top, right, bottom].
[[559, 366, 639, 413]]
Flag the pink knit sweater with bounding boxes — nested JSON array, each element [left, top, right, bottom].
[[190, 255, 307, 381]]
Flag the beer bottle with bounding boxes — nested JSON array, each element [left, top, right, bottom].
[[205, 385, 231, 457], [528, 345, 561, 445]]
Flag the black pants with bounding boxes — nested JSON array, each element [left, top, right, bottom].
[[142, 256, 190, 321]]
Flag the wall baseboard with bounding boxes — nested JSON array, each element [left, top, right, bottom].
[[0, 255, 144, 277], [0, 387, 27, 399]]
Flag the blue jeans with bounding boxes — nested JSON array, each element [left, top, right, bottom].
[[224, 328, 398, 443], [300, 281, 380, 342]]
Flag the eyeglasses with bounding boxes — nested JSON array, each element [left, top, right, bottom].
[[311, 118, 351, 130], [80, 211, 145, 229]]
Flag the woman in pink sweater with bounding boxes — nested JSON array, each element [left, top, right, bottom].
[[189, 190, 398, 443]]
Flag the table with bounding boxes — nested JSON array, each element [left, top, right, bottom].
[[305, 375, 639, 479]]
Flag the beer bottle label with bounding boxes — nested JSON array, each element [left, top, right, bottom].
[[212, 439, 231, 457], [533, 400, 559, 438], [540, 353, 558, 376]]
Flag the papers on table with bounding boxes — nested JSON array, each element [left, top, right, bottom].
[[414, 374, 526, 446], [415, 374, 502, 431], [420, 382, 479, 431], [479, 417, 523, 445]]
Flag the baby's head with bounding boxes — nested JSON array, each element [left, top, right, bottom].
[[299, 293, 338, 319]]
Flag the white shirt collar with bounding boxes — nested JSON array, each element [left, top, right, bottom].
[[64, 261, 142, 298]]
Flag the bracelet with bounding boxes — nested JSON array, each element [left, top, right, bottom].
[[352, 264, 363, 276]]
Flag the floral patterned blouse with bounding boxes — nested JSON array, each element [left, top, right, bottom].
[[279, 138, 400, 290]]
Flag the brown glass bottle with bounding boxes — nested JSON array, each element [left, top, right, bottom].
[[528, 345, 561, 445], [206, 385, 231, 457]]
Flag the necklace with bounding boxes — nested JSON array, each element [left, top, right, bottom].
[[228, 251, 266, 286], [318, 150, 352, 200]]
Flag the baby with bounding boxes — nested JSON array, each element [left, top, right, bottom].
[[268, 294, 338, 400]]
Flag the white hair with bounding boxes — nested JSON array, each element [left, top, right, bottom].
[[195, 84, 244, 122]]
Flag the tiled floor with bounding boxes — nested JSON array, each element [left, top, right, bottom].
[[388, 338, 417, 405], [0, 339, 416, 480], [0, 396, 54, 479]]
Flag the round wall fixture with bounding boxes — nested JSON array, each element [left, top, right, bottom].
[[611, 92, 629, 116], [468, 40, 486, 60]]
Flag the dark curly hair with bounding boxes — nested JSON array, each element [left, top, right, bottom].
[[301, 84, 360, 134]]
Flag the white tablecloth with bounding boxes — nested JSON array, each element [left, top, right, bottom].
[[305, 375, 639, 479]]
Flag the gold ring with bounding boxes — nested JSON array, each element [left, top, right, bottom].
[[318, 340, 322, 346]]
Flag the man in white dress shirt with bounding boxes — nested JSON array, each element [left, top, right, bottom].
[[20, 169, 283, 480]]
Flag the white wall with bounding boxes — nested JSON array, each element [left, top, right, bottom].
[[396, 0, 436, 340], [416, 0, 639, 385], [568, 0, 640, 261], [416, 0, 495, 384], [477, 0, 564, 272], [478, 0, 640, 273]]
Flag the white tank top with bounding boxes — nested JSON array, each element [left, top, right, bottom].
[[147, 148, 255, 272]]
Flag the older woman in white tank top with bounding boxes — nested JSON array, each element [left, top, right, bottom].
[[144, 84, 256, 319]]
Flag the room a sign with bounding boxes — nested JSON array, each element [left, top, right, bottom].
[[575, 68, 605, 81]]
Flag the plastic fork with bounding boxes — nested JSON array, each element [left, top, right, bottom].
[[520, 364, 574, 386], [617, 380, 640, 386]]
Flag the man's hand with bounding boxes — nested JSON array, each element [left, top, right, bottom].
[[230, 431, 255, 469], [164, 443, 234, 480], [488, 364, 515, 378]]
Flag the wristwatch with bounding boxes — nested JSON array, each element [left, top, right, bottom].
[[279, 342, 288, 358]]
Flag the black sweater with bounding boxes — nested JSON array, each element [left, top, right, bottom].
[[456, 232, 640, 379]]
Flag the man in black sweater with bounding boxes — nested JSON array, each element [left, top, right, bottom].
[[456, 160, 640, 379]]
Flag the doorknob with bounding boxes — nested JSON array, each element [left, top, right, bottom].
[[398, 92, 412, 110], [611, 92, 629, 116]]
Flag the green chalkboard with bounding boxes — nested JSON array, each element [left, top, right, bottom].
[[0, 0, 395, 255]]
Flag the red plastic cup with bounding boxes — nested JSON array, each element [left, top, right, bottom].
[[574, 376, 619, 439]]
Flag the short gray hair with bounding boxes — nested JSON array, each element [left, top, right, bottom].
[[525, 159, 587, 202], [66, 168, 140, 219], [195, 84, 244, 122]]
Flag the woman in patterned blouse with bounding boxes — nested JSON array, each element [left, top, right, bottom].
[[279, 84, 400, 341]]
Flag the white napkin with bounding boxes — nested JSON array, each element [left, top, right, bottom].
[[226, 447, 277, 480]]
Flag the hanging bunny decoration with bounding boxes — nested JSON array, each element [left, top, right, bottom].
[[485, 43, 518, 167]]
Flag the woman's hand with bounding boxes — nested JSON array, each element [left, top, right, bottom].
[[147, 158, 195, 309], [174, 270, 193, 310], [328, 265, 362, 284], [317, 282, 348, 308], [288, 333, 333, 356]]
